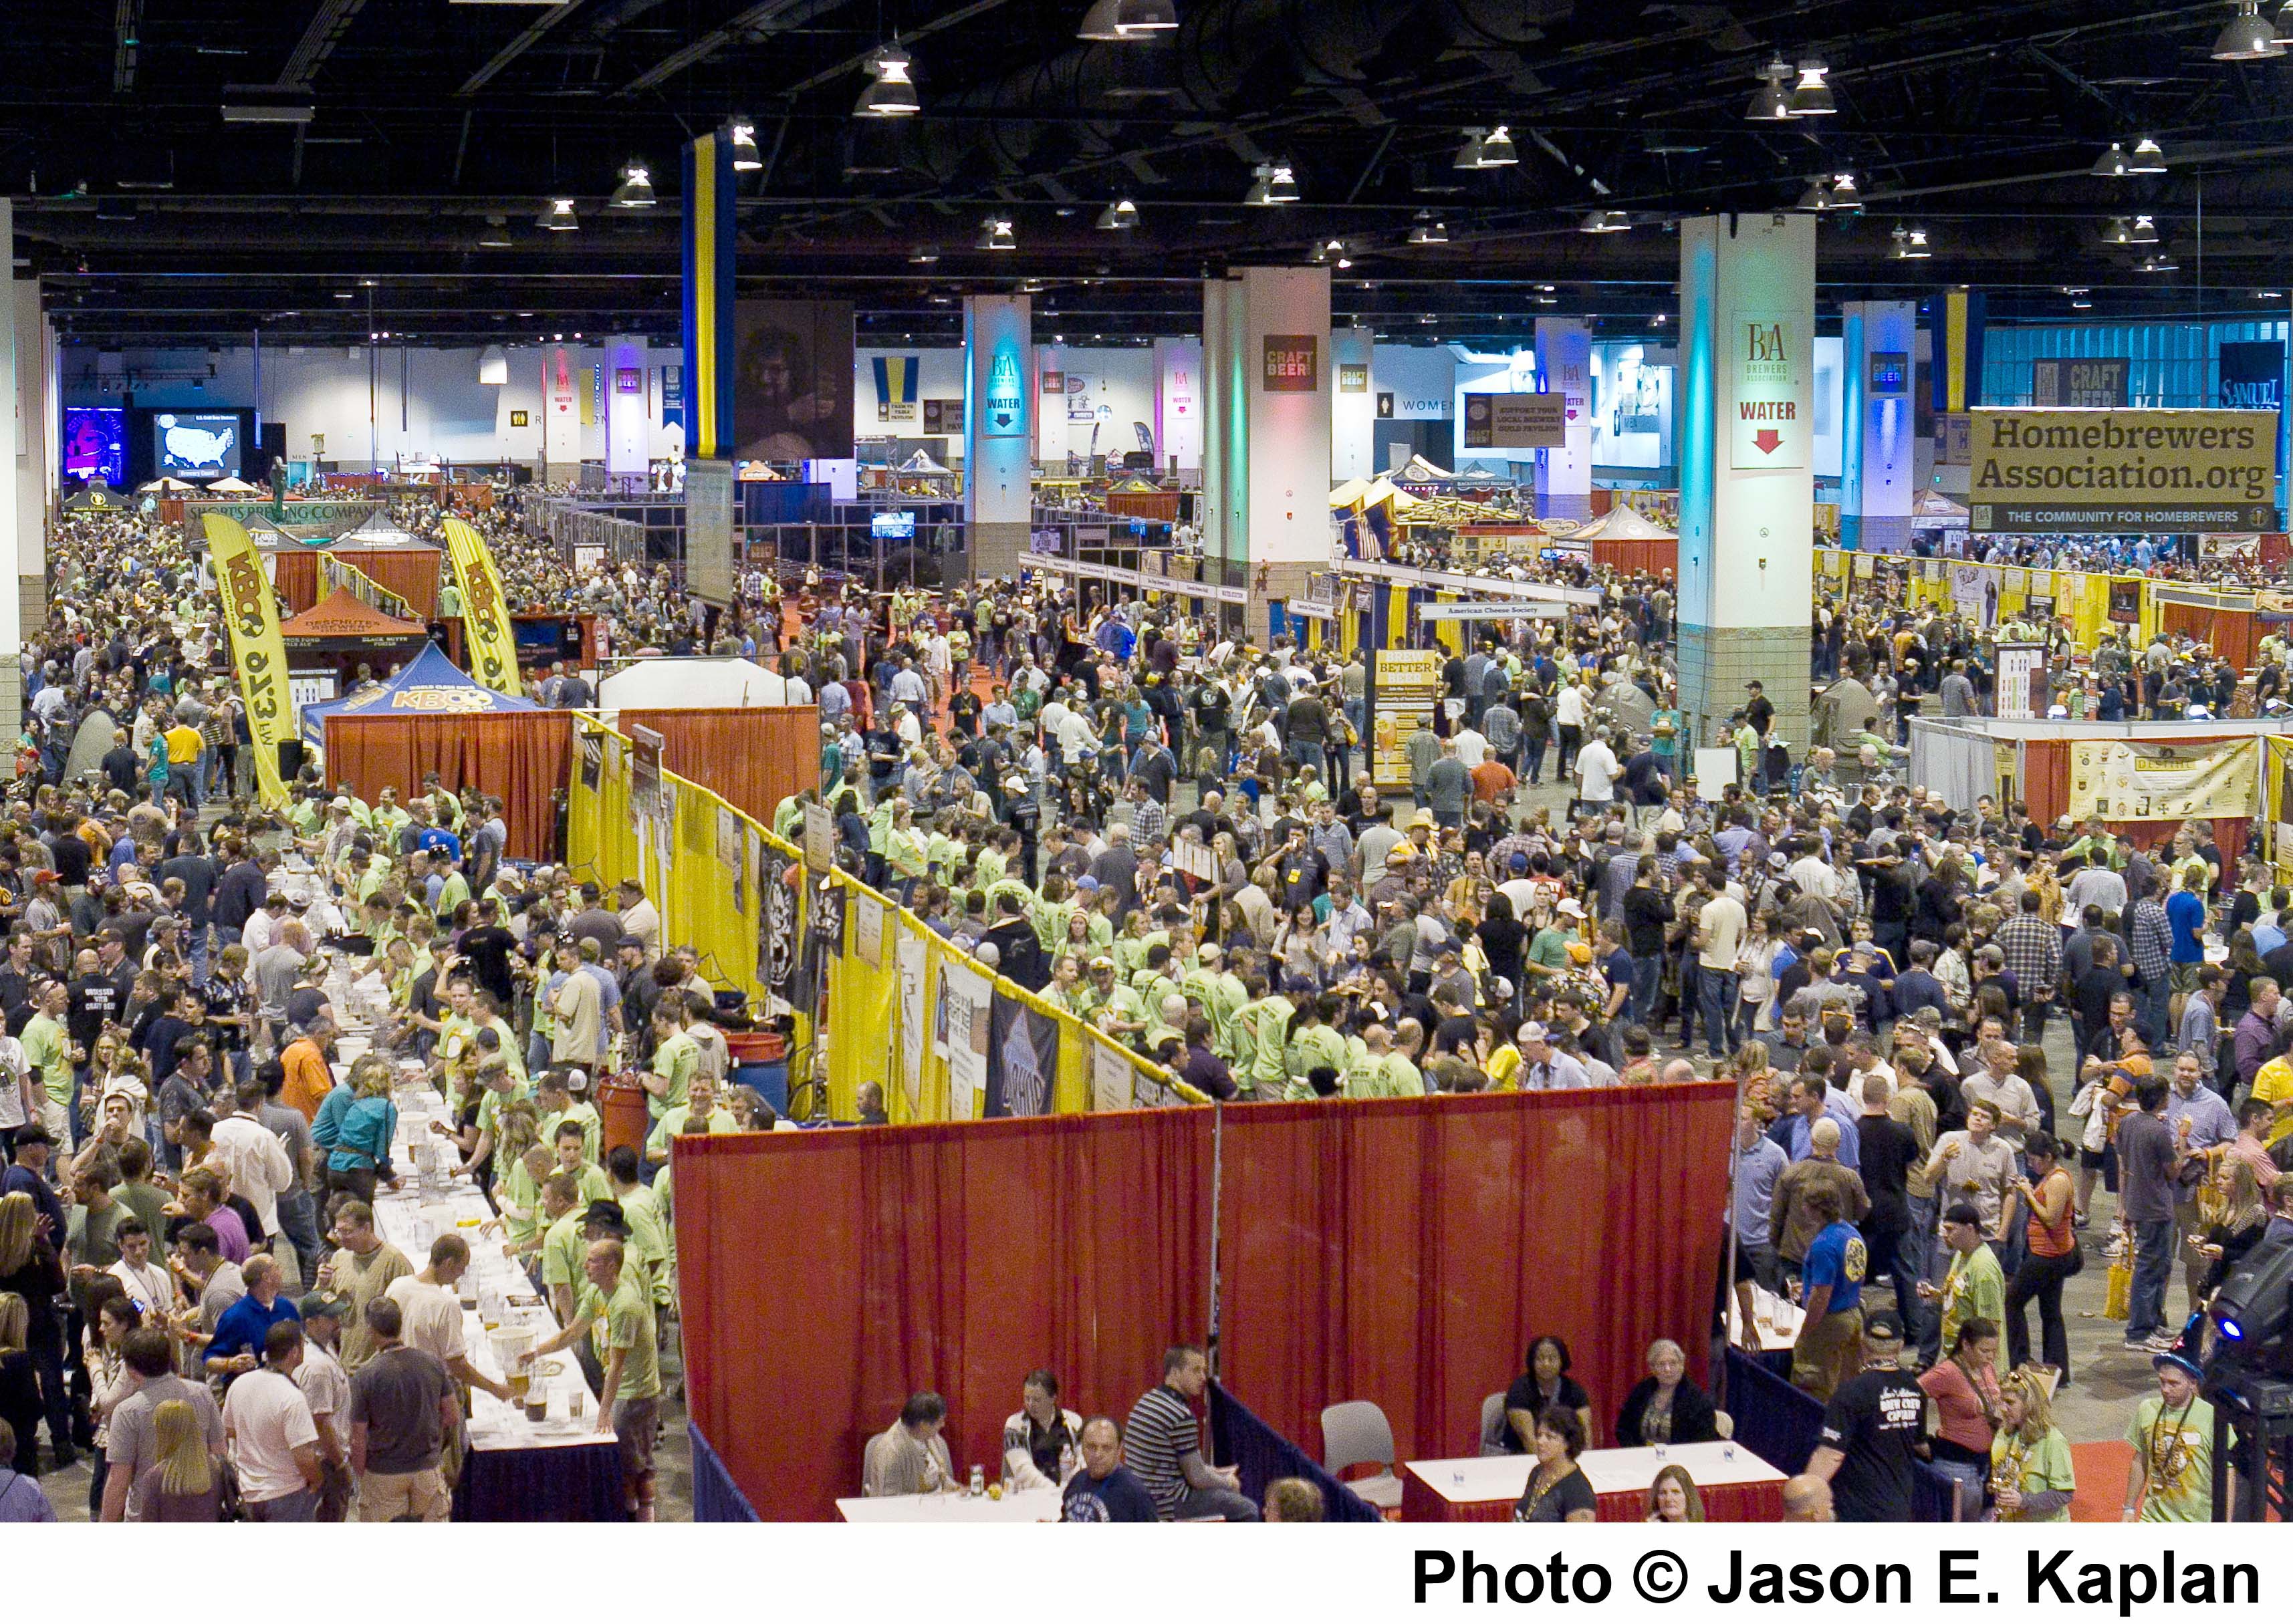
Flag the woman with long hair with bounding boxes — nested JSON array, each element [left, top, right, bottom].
[[1916, 1316, 2002, 1518], [0, 1192, 64, 1472], [2198, 1158, 2271, 1297], [84, 1284, 141, 1516], [2003, 1136, 2078, 1379], [316, 1053, 399, 1202], [132, 1397, 223, 1521], [1645, 1462, 1705, 1523], [1987, 1367, 2074, 1524]]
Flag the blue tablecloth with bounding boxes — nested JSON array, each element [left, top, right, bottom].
[[1208, 1382, 1385, 1524], [455, 1438, 627, 1522], [690, 1422, 763, 1522]]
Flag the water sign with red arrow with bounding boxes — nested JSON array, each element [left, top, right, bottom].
[[1752, 428, 1782, 456]]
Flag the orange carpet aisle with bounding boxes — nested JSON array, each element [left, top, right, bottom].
[[2068, 1440, 2131, 1522]]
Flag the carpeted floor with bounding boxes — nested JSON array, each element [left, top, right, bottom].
[[2067, 1440, 2133, 1522]]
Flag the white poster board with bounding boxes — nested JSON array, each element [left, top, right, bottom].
[[896, 926, 927, 1116], [1692, 746, 1739, 792], [1092, 1041, 1135, 1114], [941, 962, 993, 1121]]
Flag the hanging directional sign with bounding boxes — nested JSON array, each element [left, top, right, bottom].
[[983, 345, 1025, 437], [1730, 308, 1808, 469]]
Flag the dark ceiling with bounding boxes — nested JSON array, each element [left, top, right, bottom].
[[11, 1, 2293, 348]]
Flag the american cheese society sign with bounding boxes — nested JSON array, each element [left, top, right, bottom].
[[1969, 407, 2280, 533]]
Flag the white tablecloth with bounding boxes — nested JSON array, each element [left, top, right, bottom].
[[1576, 1441, 1784, 1496], [836, 1486, 1064, 1523], [1403, 1455, 1532, 1506], [1727, 1282, 1802, 1351], [366, 1074, 614, 1452]]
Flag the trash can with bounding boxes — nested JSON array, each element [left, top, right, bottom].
[[726, 1029, 790, 1116], [596, 1071, 651, 1160]]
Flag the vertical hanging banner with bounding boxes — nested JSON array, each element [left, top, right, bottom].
[[440, 517, 525, 696], [681, 132, 737, 460], [203, 515, 293, 807]]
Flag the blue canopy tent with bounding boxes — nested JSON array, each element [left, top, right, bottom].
[[299, 642, 539, 752]]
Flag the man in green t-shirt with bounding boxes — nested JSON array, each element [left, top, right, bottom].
[[2123, 1352, 2214, 1523], [533, 1173, 589, 1326], [640, 1002, 698, 1123], [537, 1236, 662, 1519], [22, 977, 74, 1147]]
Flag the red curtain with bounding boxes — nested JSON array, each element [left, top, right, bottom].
[[271, 549, 320, 615], [677, 1113, 1213, 1522], [322, 712, 571, 860], [2158, 600, 2258, 672], [675, 1085, 1734, 1521], [614, 708, 820, 829], [1216, 1085, 1735, 1465], [334, 547, 443, 620]]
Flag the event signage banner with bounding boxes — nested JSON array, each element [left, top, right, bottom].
[[984, 996, 1058, 1118], [1370, 649, 1443, 791], [440, 518, 525, 696], [2030, 357, 2129, 408], [1730, 309, 1808, 468], [1461, 392, 1566, 450], [940, 961, 993, 1120], [731, 299, 856, 460], [2219, 342, 2284, 412], [1994, 643, 2046, 720], [1261, 334, 1319, 393], [203, 514, 294, 807], [2067, 738, 2258, 821], [1968, 408, 2281, 533]]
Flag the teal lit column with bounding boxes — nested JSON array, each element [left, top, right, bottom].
[[1839, 300, 1915, 553]]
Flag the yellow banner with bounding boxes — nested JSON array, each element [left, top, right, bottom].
[[203, 515, 293, 807], [2067, 738, 2259, 822], [441, 517, 524, 697]]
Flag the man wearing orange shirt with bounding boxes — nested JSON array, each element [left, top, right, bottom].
[[1470, 754, 1516, 805], [281, 1016, 339, 1122]]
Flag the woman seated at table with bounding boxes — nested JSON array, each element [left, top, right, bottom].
[[1645, 1462, 1704, 1523], [1512, 1409, 1598, 1524], [1915, 1316, 2002, 1519], [1501, 1334, 1594, 1454], [1987, 1366, 2074, 1524], [1614, 1338, 1721, 1448]]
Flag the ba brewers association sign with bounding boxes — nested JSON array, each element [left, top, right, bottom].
[[1731, 310, 1808, 468]]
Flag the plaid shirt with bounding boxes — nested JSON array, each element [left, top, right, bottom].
[[1128, 797, 1169, 851], [2128, 896, 2173, 986], [1993, 912, 2062, 998]]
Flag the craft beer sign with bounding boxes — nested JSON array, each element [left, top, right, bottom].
[[1261, 334, 1319, 392], [1731, 309, 1808, 469]]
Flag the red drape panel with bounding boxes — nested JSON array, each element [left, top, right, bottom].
[[323, 711, 571, 860], [331, 547, 443, 620], [1590, 538, 1678, 578], [271, 549, 320, 615], [2158, 601, 2258, 672], [676, 1111, 1214, 1522], [614, 707, 820, 829], [1216, 1085, 1735, 1464], [676, 1085, 1733, 1520]]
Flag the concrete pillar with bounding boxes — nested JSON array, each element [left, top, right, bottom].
[[541, 345, 580, 485], [1839, 300, 1915, 553], [1675, 213, 1815, 761], [1533, 317, 1592, 521], [15, 275, 49, 647], [1330, 325, 1374, 483], [1200, 267, 1331, 639], [1152, 336, 1202, 479], [0, 202, 22, 726], [963, 293, 1032, 581], [603, 336, 649, 491]]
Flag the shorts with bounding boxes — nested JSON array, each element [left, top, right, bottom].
[[1791, 1306, 1864, 1402], [612, 1393, 660, 1480], [358, 1465, 451, 1522], [2170, 962, 2201, 994]]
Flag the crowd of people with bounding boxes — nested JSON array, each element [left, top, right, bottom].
[[5, 477, 2290, 1526]]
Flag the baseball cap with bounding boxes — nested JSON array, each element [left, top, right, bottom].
[[1556, 897, 1586, 918], [299, 1291, 347, 1323], [1516, 1022, 1550, 1043], [1088, 955, 1115, 970]]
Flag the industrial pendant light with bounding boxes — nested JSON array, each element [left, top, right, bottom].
[[727, 120, 763, 171], [1453, 129, 1487, 170], [536, 198, 578, 231], [1890, 225, 1931, 260], [1745, 59, 1794, 121], [1578, 209, 1630, 233], [2090, 142, 2130, 178], [1076, 0, 1177, 41], [2100, 217, 2131, 245], [1244, 161, 1298, 205], [1407, 213, 1447, 245], [1096, 198, 1137, 229], [2128, 136, 2167, 172], [1478, 124, 1518, 166], [1788, 61, 1836, 116], [977, 216, 1016, 250], [2129, 213, 2160, 244], [856, 39, 920, 117], [2213, 1, 2284, 59], [608, 162, 656, 208], [477, 215, 512, 248]]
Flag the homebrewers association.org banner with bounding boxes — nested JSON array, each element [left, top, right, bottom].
[[1969, 407, 2281, 533], [2068, 738, 2258, 821], [441, 517, 524, 698], [203, 513, 294, 807]]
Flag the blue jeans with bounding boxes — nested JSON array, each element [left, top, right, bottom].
[[1677, 957, 1702, 1050], [2139, 981, 2171, 1051], [1697, 968, 1739, 1057], [2128, 1216, 2177, 1339], [1524, 734, 1548, 785], [275, 1188, 324, 1288], [1629, 954, 1663, 1027]]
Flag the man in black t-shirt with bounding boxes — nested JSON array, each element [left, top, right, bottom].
[[1806, 1319, 1925, 1522], [456, 899, 520, 1010]]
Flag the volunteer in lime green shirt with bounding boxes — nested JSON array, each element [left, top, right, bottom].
[[546, 1122, 612, 1206], [1241, 981, 1295, 1097], [22, 980, 73, 1131], [497, 1146, 552, 1251], [1989, 1371, 2075, 1524], [536, 1238, 662, 1514], [644, 1075, 738, 1166], [535, 1075, 601, 1166], [641, 1002, 699, 1121], [606, 1150, 674, 1311], [2125, 1357, 2214, 1523], [1284, 1000, 1349, 1085], [535, 1178, 590, 1325]]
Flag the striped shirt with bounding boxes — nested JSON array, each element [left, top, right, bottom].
[[1122, 1383, 1201, 1517]]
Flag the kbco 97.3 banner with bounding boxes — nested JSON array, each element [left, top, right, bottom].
[[1969, 407, 2280, 533]]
